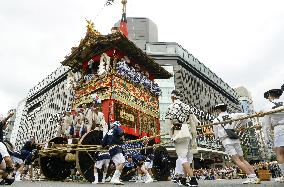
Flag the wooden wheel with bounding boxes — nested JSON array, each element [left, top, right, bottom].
[[39, 137, 72, 181], [76, 130, 102, 182]]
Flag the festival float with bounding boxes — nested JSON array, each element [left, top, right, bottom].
[[38, 0, 172, 182]]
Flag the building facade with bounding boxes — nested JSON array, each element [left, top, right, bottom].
[[114, 17, 158, 50], [118, 17, 243, 167], [11, 17, 241, 164], [11, 66, 72, 149]]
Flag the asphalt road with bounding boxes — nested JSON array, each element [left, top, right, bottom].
[[8, 179, 283, 187]]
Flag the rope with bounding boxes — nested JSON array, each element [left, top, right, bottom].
[[39, 107, 284, 155], [39, 140, 172, 155], [196, 125, 262, 137], [196, 107, 284, 128]]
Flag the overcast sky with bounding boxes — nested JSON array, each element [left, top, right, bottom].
[[0, 0, 283, 116]]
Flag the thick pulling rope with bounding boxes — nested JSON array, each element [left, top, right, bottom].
[[39, 133, 168, 154], [40, 107, 284, 155], [196, 107, 284, 128], [197, 125, 262, 137], [39, 141, 172, 155]]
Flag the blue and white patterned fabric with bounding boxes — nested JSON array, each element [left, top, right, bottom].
[[165, 99, 191, 123], [102, 125, 124, 157], [122, 142, 146, 161], [116, 60, 161, 96], [124, 160, 135, 168], [122, 142, 144, 156], [96, 152, 111, 161]]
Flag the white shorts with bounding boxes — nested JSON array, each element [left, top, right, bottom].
[[95, 159, 110, 169], [112, 153, 125, 166], [187, 153, 193, 164], [177, 156, 188, 165], [223, 142, 243, 156], [144, 161, 153, 169], [174, 138, 190, 157], [12, 156, 24, 164], [175, 159, 184, 175], [0, 142, 10, 158], [274, 134, 284, 148]]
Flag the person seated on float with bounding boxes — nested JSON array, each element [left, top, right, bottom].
[[61, 111, 74, 138], [92, 103, 107, 144], [102, 121, 125, 185], [75, 110, 84, 138], [82, 103, 93, 133]]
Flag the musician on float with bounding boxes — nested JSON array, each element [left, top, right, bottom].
[[61, 110, 74, 138], [92, 102, 107, 144], [102, 121, 125, 185], [165, 90, 198, 186], [81, 103, 93, 133], [212, 103, 260, 184], [261, 88, 284, 183]]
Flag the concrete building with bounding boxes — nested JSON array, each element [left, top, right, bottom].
[[114, 17, 158, 50], [118, 17, 242, 167], [10, 66, 72, 149], [11, 17, 241, 166]]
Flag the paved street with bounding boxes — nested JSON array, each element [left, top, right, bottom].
[[9, 180, 283, 187]]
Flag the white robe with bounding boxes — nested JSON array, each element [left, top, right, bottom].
[[165, 99, 192, 157]]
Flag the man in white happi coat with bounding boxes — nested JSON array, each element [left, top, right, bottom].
[[61, 111, 73, 137], [92, 104, 108, 144], [261, 88, 284, 183], [212, 103, 260, 184], [82, 104, 93, 133], [165, 90, 198, 186], [174, 108, 200, 185]]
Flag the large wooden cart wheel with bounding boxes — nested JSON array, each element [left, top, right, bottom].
[[76, 130, 102, 182], [39, 137, 72, 181], [152, 146, 171, 181]]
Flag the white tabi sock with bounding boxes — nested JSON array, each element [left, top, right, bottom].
[[102, 173, 107, 183], [113, 170, 121, 179], [137, 174, 142, 181], [94, 173, 99, 183], [146, 173, 151, 179], [248, 173, 256, 178]]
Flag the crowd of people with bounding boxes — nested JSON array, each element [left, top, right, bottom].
[[166, 86, 284, 186], [0, 85, 283, 186], [193, 163, 282, 181]]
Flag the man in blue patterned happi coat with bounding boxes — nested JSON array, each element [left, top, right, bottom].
[[165, 90, 198, 187]]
